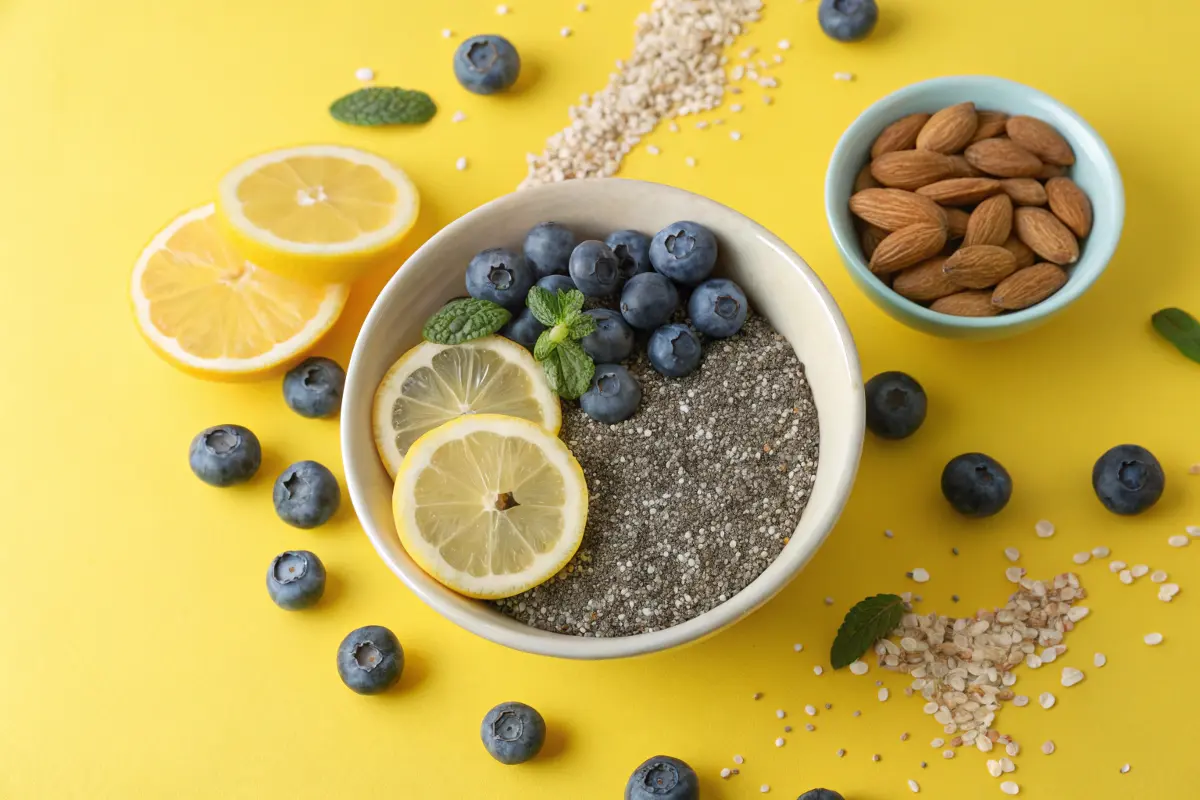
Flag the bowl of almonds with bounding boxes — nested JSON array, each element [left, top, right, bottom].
[[825, 75, 1124, 337]]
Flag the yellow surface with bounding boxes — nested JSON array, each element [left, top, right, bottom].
[[2, 0, 1197, 797]]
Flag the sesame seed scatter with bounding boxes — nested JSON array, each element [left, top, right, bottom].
[[496, 316, 818, 636]]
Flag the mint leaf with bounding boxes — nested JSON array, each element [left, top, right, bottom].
[[554, 340, 595, 399], [330, 87, 437, 125], [533, 329, 559, 362], [526, 286, 561, 327], [830, 594, 907, 669], [527, 287, 595, 399], [541, 352, 566, 397], [567, 313, 597, 340], [422, 298, 510, 345], [559, 289, 585, 321], [1152, 308, 1200, 365]]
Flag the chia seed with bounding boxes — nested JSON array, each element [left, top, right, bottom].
[[494, 314, 819, 636]]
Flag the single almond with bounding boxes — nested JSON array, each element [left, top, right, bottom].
[[1001, 235, 1037, 269], [871, 112, 932, 158], [948, 155, 983, 178], [992, 263, 1069, 310], [893, 257, 958, 302], [1039, 163, 1066, 180], [970, 111, 1010, 143], [1014, 207, 1079, 264], [869, 221, 948, 274], [850, 188, 948, 231], [916, 102, 978, 154], [999, 178, 1047, 206], [1006, 116, 1075, 166], [871, 150, 958, 190], [1045, 177, 1093, 238], [858, 223, 889, 259], [943, 244, 1018, 289], [964, 138, 1044, 178], [945, 208, 970, 240], [963, 194, 1014, 247], [916, 177, 1003, 205], [931, 291, 999, 317], [855, 163, 881, 193]]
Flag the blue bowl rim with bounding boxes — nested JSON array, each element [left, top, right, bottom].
[[824, 75, 1126, 330]]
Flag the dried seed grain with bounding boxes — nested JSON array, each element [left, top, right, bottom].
[[1120, 764, 1130, 774], [1158, 583, 1180, 602], [354, 66, 375, 81], [987, 760, 1002, 777], [1151, 570, 1168, 583], [1109, 560, 1127, 572], [1072, 552, 1090, 564], [1004, 547, 1020, 562], [908, 779, 920, 793], [850, 660, 869, 675], [814, 666, 824, 676], [805, 705, 817, 716], [1061, 667, 1084, 686], [1038, 692, 1056, 709], [999, 757, 1015, 772], [1041, 740, 1055, 754], [1131, 564, 1149, 578], [1001, 780, 1020, 795], [1118, 569, 1133, 585], [1092, 546, 1110, 558], [1035, 520, 1055, 538], [1093, 653, 1106, 667], [1168, 535, 1189, 547]]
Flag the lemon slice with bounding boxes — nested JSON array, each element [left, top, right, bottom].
[[393, 414, 588, 599], [130, 204, 348, 379], [216, 145, 419, 284], [372, 336, 561, 477]]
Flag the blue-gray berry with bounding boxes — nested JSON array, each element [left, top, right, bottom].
[[283, 357, 345, 419], [620, 272, 679, 330], [624, 755, 699, 800], [580, 364, 642, 424], [1092, 444, 1164, 516], [605, 229, 652, 281], [524, 222, 577, 278], [799, 790, 845, 800], [688, 278, 748, 338], [188, 424, 261, 487], [336, 625, 403, 694], [453, 35, 521, 95], [649, 221, 717, 286], [581, 308, 635, 363], [648, 324, 702, 378], [266, 550, 327, 610], [568, 240, 622, 297], [466, 248, 535, 310], [273, 461, 341, 529], [818, 0, 878, 42], [865, 371, 926, 439], [536, 274, 576, 296], [480, 702, 546, 765], [500, 307, 547, 351], [941, 453, 1012, 518]]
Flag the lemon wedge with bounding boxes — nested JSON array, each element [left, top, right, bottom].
[[372, 336, 561, 478], [393, 414, 588, 599], [216, 145, 419, 284], [130, 204, 348, 380]]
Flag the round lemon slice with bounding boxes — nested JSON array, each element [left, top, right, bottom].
[[393, 414, 588, 599], [372, 336, 561, 478], [216, 144, 419, 284], [130, 204, 348, 380]]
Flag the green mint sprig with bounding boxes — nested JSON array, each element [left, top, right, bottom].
[[422, 298, 511, 345], [830, 593, 907, 669], [527, 286, 596, 400], [330, 87, 437, 126], [1152, 308, 1200, 365]]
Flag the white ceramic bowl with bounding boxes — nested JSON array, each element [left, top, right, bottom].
[[342, 178, 864, 659]]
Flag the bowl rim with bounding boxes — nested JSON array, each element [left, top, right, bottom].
[[342, 177, 865, 659], [825, 74, 1126, 330]]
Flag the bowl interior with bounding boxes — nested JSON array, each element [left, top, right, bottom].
[[826, 75, 1125, 332], [343, 178, 864, 659]]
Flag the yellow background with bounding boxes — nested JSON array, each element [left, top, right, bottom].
[[2, 0, 1197, 797]]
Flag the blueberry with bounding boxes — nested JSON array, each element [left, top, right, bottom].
[[453, 34, 520, 95], [283, 357, 345, 419], [500, 307, 546, 351], [941, 453, 1012, 518], [336, 625, 403, 694], [466, 248, 535, 310], [580, 364, 642, 424], [818, 0, 878, 42], [536, 274, 577, 296], [864, 371, 927, 439], [1092, 444, 1164, 515], [620, 272, 679, 330], [650, 221, 718, 286], [266, 550, 326, 610], [624, 755, 699, 800], [605, 229, 652, 281], [480, 702, 546, 765], [688, 278, 748, 338], [648, 324, 702, 378], [581, 308, 635, 363], [524, 222, 577, 279], [273, 461, 341, 528], [188, 424, 261, 487], [569, 240, 622, 297], [798, 791, 846, 800]]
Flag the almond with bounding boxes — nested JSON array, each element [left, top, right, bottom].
[[970, 110, 1010, 143], [916, 177, 1003, 205], [992, 263, 1069, 310], [999, 178, 1047, 206], [1006, 116, 1075, 166], [849, 188, 948, 231], [855, 163, 881, 193], [871, 150, 958, 190], [1001, 235, 1037, 269], [942, 244, 1018, 289], [1014, 207, 1079, 265], [916, 102, 978, 154], [964, 138, 1044, 178], [948, 155, 983, 178], [869, 221, 948, 274], [892, 257, 958, 302], [1045, 177, 1093, 238], [931, 291, 999, 317], [1038, 163, 1066, 180], [871, 112, 932, 158], [963, 194, 1013, 247], [858, 223, 889, 259], [945, 208, 970, 240]]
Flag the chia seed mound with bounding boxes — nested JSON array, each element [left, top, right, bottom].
[[493, 313, 819, 637]]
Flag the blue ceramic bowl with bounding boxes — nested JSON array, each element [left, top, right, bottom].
[[825, 76, 1124, 338]]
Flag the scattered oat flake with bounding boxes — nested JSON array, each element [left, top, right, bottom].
[[1131, 564, 1149, 578], [1004, 547, 1020, 562], [977, 736, 993, 753], [1145, 632, 1165, 645], [560, 26, 572, 37], [776, 709, 786, 719], [730, 131, 743, 141], [451, 110, 467, 123], [720, 768, 731, 778], [1035, 520, 1055, 538], [1067, 606, 1089, 622], [813, 665, 824, 676], [441, 28, 453, 38], [1005, 566, 1025, 583], [1118, 569, 1133, 585], [1093, 653, 1106, 667], [1120, 764, 1130, 774], [1061, 667, 1084, 687], [1038, 692, 1056, 709], [733, 754, 744, 764], [924, 704, 939, 715], [760, 785, 770, 794], [836, 748, 846, 757], [684, 156, 696, 167], [646, 145, 661, 155], [878, 688, 890, 702], [986, 760, 1002, 777], [496, 4, 509, 14], [1092, 546, 1110, 557], [1158, 583, 1180, 601], [942, 749, 954, 759], [775, 737, 785, 747], [1188, 525, 1200, 537], [455, 157, 468, 171], [833, 71, 854, 81], [355, 66, 375, 81], [850, 660, 869, 675], [1000, 757, 1015, 772], [1168, 534, 1189, 547], [1109, 560, 1127, 572], [931, 737, 945, 747], [1072, 552, 1091, 564], [577, 1, 588, 9], [805, 723, 815, 732], [1041, 740, 1056, 755], [805, 705, 817, 716], [1151, 570, 1168, 583], [1006, 741, 1020, 757], [1001, 780, 1020, 795], [908, 779, 920, 793]]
